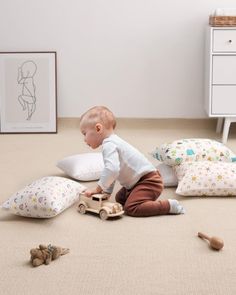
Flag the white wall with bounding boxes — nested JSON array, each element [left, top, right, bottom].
[[1, 0, 236, 118]]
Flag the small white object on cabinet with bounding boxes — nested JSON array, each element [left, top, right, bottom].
[[205, 27, 236, 143]]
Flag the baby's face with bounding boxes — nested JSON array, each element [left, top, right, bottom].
[[21, 66, 32, 78], [20, 67, 27, 78], [21, 62, 36, 78], [80, 123, 103, 149]]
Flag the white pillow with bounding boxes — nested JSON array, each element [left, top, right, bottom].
[[0, 176, 86, 218], [152, 138, 236, 166], [57, 153, 104, 181], [175, 161, 236, 196], [156, 163, 178, 187]]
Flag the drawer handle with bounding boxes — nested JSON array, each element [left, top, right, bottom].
[[229, 39, 233, 43]]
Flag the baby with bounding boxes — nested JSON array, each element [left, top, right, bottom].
[[18, 60, 37, 120], [80, 106, 185, 217]]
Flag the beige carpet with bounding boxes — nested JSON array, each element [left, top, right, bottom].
[[1, 118, 236, 295]]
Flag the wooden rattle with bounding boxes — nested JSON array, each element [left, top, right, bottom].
[[198, 232, 224, 250]]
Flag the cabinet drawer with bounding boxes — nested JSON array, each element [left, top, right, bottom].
[[213, 55, 236, 84], [213, 30, 236, 52], [212, 85, 236, 115]]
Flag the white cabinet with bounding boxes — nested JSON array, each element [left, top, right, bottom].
[[205, 27, 236, 143]]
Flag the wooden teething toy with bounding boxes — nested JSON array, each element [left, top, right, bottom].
[[198, 232, 224, 250]]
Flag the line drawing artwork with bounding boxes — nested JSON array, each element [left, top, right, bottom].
[[17, 60, 37, 120]]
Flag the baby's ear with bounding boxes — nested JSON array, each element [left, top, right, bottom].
[[95, 123, 103, 133]]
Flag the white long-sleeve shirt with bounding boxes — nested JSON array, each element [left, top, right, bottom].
[[98, 134, 156, 194]]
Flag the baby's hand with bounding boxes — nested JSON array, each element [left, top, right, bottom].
[[84, 185, 102, 197], [84, 189, 94, 197]]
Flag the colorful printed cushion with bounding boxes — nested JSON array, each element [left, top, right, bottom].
[[0, 176, 86, 218], [175, 161, 236, 196], [57, 153, 104, 181], [151, 138, 236, 166]]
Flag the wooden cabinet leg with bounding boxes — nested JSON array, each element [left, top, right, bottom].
[[222, 118, 231, 144], [216, 118, 224, 133]]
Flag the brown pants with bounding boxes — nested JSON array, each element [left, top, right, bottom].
[[115, 171, 170, 217]]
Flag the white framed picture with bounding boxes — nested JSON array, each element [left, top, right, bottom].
[[0, 51, 57, 133]]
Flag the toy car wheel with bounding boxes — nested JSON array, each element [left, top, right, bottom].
[[99, 209, 108, 220], [78, 204, 86, 214]]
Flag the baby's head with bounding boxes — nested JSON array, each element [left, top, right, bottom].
[[80, 106, 116, 129], [80, 106, 116, 149], [21, 60, 37, 78]]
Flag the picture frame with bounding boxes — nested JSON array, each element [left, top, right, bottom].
[[0, 51, 57, 133]]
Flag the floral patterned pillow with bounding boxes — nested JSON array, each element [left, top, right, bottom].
[[0, 176, 86, 218], [175, 161, 236, 196], [151, 138, 236, 166]]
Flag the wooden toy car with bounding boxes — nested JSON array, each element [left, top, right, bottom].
[[78, 193, 124, 220]]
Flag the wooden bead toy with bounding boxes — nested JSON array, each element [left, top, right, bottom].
[[198, 232, 224, 250]]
